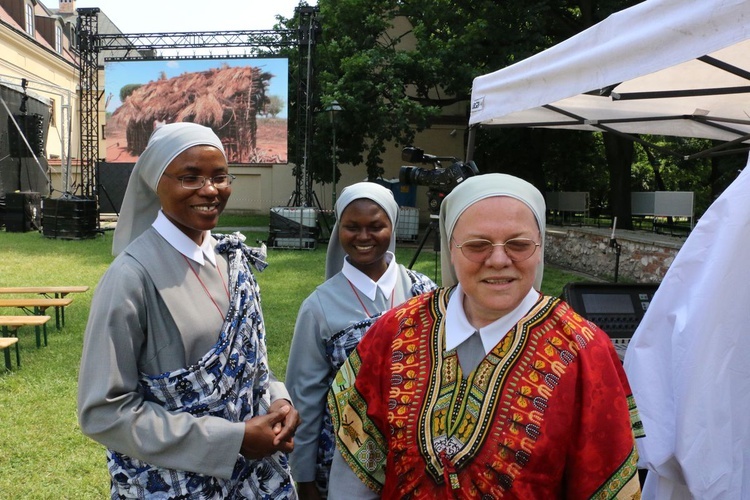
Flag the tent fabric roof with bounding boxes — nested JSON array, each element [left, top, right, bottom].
[[469, 0, 750, 154]]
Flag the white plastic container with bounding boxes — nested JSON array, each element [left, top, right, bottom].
[[270, 237, 317, 250], [270, 207, 319, 228], [396, 207, 419, 241]]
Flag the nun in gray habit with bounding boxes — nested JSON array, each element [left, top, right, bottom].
[[77, 122, 298, 499], [286, 181, 436, 498]]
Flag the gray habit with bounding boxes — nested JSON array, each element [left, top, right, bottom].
[[78, 228, 288, 479]]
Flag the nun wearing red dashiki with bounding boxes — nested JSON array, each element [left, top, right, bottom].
[[327, 173, 642, 499]]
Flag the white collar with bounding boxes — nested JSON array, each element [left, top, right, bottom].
[[341, 251, 397, 301], [152, 211, 217, 266], [445, 285, 540, 352]]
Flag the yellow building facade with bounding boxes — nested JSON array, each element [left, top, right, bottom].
[[0, 0, 78, 198]]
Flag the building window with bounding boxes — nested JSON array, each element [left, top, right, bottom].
[[25, 2, 34, 36], [55, 25, 62, 53]]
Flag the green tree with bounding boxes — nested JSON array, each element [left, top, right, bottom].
[[264, 95, 285, 118], [277, 0, 641, 196], [631, 136, 745, 217], [119, 83, 142, 104]]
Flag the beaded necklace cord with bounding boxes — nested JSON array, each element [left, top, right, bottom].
[[183, 254, 230, 320], [347, 279, 394, 318]]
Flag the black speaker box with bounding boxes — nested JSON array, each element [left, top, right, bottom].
[[42, 198, 97, 240], [8, 114, 45, 157], [5, 191, 41, 232]]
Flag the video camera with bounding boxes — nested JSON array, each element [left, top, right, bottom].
[[399, 146, 479, 214]]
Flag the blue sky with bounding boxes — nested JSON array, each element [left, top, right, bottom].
[[104, 58, 289, 118]]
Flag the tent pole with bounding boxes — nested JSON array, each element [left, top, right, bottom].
[[465, 126, 477, 162]]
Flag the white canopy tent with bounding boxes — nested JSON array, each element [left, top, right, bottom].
[[469, 2, 750, 497], [468, 0, 750, 160]]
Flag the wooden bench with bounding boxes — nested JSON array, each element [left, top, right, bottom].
[[0, 337, 19, 371], [0, 286, 88, 329], [0, 299, 72, 347], [0, 315, 51, 369]]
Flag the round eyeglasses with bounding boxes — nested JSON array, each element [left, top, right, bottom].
[[162, 173, 235, 189], [452, 237, 540, 263]]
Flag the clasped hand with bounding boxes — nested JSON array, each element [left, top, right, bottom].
[[240, 399, 300, 459]]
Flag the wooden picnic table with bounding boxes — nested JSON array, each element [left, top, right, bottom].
[[0, 286, 88, 328], [0, 315, 52, 368], [0, 286, 89, 295], [0, 298, 73, 347], [0, 337, 19, 370]]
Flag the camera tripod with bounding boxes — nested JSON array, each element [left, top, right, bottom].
[[408, 214, 441, 278]]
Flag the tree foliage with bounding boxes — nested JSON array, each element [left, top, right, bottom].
[[284, 0, 639, 182], [119, 83, 142, 104], [631, 137, 745, 215], [263, 95, 285, 118], [276, 0, 744, 220]]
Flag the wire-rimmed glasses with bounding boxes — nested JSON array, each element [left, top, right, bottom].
[[162, 173, 236, 189], [452, 237, 540, 263]]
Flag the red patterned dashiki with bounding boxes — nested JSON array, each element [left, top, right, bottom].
[[328, 288, 642, 499]]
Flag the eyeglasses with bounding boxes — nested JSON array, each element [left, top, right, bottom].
[[163, 173, 235, 189], [452, 237, 540, 263]]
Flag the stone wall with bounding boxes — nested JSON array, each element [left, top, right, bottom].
[[544, 226, 683, 283]]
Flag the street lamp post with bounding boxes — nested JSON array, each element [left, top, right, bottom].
[[325, 100, 343, 208]]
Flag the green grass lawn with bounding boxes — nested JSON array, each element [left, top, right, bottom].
[[0, 215, 590, 497]]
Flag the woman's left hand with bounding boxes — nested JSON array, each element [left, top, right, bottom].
[[269, 399, 301, 450]]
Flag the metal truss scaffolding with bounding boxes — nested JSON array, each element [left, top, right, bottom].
[[74, 5, 317, 208], [76, 8, 100, 199], [292, 4, 320, 207]]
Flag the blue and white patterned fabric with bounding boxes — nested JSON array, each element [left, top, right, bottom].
[[107, 233, 297, 499], [314, 269, 437, 495]]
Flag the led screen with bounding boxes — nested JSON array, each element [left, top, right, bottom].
[[581, 293, 635, 314], [104, 57, 288, 164]]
